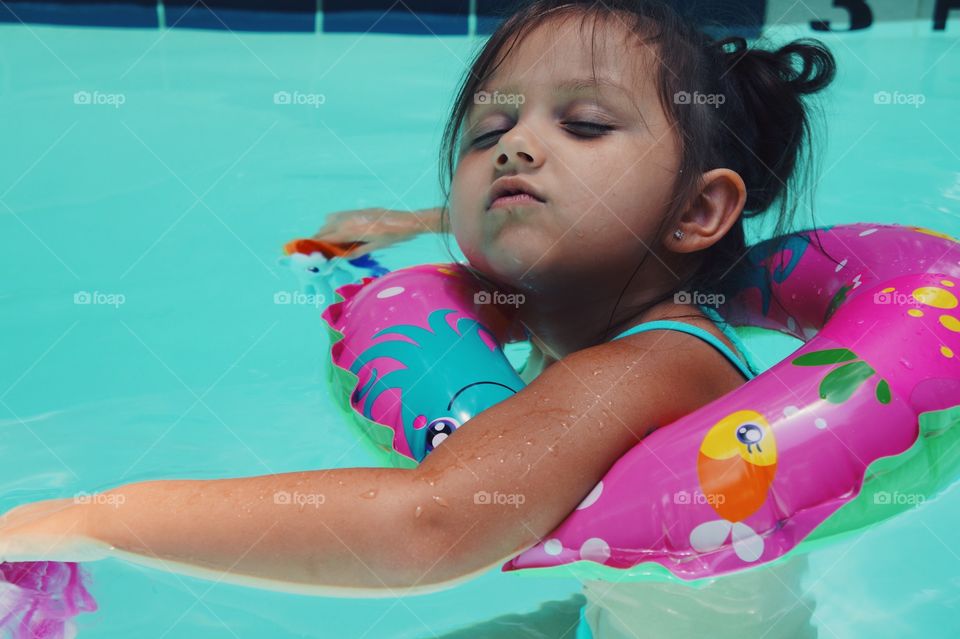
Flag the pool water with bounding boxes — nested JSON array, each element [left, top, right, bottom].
[[1, 17, 959, 639]]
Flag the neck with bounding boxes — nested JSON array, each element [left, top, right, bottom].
[[513, 259, 687, 362]]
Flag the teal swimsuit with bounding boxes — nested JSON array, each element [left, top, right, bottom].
[[608, 304, 761, 380], [573, 304, 760, 639]]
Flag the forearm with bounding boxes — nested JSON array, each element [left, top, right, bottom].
[[411, 206, 445, 233], [82, 468, 447, 596]]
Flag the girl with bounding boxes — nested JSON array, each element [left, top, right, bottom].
[[0, 1, 835, 636]]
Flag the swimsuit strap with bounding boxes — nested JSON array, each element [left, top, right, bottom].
[[697, 304, 763, 378], [609, 315, 757, 381]]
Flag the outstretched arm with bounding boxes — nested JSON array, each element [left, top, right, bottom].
[[0, 325, 742, 596], [309, 206, 446, 257]]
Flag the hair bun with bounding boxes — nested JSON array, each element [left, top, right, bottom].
[[774, 39, 837, 95], [711, 36, 836, 96]]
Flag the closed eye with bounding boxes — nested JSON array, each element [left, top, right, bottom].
[[468, 121, 614, 148], [562, 121, 615, 137], [470, 129, 509, 148]]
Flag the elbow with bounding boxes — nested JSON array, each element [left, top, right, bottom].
[[395, 481, 521, 592], [396, 489, 474, 590], [314, 473, 478, 593]]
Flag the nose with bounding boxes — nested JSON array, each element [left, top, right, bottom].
[[493, 125, 544, 171]]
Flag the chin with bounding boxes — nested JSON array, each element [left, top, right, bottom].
[[471, 247, 575, 296], [456, 217, 581, 290]]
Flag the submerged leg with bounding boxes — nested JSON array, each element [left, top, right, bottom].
[[428, 593, 588, 639], [581, 554, 817, 639]]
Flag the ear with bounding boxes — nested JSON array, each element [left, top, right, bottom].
[[665, 168, 746, 254]]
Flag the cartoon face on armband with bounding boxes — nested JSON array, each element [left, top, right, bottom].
[[423, 417, 462, 455], [348, 309, 525, 462]]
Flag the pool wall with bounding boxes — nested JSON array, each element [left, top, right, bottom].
[[0, 0, 957, 35]]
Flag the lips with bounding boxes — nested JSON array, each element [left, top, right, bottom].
[[487, 177, 546, 210]]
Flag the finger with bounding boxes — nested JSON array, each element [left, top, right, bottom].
[[312, 226, 331, 238], [342, 240, 385, 258], [335, 242, 372, 258], [312, 216, 345, 237], [311, 230, 347, 242]]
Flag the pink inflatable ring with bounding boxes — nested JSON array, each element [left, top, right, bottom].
[[318, 222, 960, 583]]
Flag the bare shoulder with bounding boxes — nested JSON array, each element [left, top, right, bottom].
[[523, 302, 746, 391], [616, 301, 750, 394], [558, 303, 748, 430]]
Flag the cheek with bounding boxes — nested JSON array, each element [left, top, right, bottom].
[[450, 155, 485, 210], [578, 142, 676, 221], [448, 166, 485, 249]]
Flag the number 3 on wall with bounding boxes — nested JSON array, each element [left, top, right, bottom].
[[809, 0, 959, 31], [810, 0, 873, 31]]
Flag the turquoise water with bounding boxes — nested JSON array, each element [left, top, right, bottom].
[[1, 19, 959, 638]]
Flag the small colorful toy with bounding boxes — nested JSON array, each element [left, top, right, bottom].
[[279, 238, 389, 308], [0, 561, 97, 639]]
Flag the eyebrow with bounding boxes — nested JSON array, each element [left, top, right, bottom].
[[466, 76, 631, 121], [552, 76, 632, 96], [476, 76, 630, 98]]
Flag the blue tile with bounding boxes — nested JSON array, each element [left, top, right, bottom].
[[476, 0, 513, 34], [323, 0, 468, 35], [165, 0, 315, 32], [673, 0, 766, 38], [477, 0, 766, 37], [0, 0, 158, 28]]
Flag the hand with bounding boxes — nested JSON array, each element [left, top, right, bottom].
[[311, 207, 438, 257], [0, 497, 109, 563]]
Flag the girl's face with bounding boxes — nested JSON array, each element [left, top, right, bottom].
[[450, 15, 682, 297]]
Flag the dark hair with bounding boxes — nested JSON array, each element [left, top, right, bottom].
[[436, 0, 838, 342]]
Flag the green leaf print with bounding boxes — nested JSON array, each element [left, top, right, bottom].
[[875, 379, 892, 404], [819, 360, 876, 404], [792, 348, 859, 367]]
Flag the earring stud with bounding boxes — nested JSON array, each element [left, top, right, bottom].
[[673, 229, 685, 240]]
